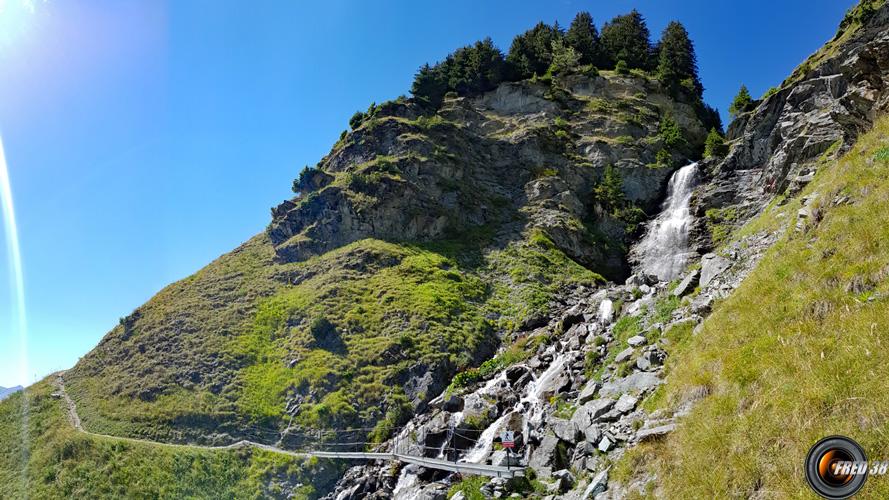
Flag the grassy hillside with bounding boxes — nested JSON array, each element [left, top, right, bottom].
[[0, 380, 338, 499], [62, 228, 601, 445], [616, 116, 889, 497]]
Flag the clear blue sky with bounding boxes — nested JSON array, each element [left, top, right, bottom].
[[0, 0, 856, 387]]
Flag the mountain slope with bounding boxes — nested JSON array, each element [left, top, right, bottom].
[[0, 30, 714, 498]]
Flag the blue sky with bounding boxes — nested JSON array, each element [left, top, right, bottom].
[[0, 0, 856, 387]]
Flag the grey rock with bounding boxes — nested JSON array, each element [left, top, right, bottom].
[[614, 347, 634, 363], [552, 469, 576, 493], [672, 269, 700, 297], [627, 335, 647, 347], [636, 423, 677, 442], [549, 418, 582, 444], [614, 394, 639, 414], [636, 347, 666, 371], [578, 380, 601, 404], [528, 433, 563, 477], [700, 253, 731, 287], [599, 372, 662, 397], [598, 435, 613, 452]]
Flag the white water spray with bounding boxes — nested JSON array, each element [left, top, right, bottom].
[[636, 163, 698, 281]]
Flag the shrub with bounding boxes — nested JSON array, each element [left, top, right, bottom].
[[348, 111, 365, 130], [762, 86, 780, 99], [615, 59, 630, 75]]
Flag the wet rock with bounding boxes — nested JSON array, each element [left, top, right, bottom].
[[442, 395, 464, 413]]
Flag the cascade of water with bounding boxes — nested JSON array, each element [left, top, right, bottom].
[[636, 162, 699, 281]]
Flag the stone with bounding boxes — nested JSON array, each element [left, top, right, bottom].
[[636, 347, 667, 371], [583, 470, 609, 499], [598, 435, 613, 452], [636, 423, 677, 442], [577, 381, 601, 404], [528, 433, 563, 478], [672, 269, 700, 297], [614, 394, 639, 414], [614, 347, 634, 363], [549, 418, 582, 444], [598, 299, 614, 325], [583, 426, 602, 445], [584, 398, 616, 420], [700, 253, 731, 287], [627, 335, 647, 347], [442, 395, 464, 413], [552, 469, 576, 493], [451, 493, 466, 500], [599, 372, 662, 398]]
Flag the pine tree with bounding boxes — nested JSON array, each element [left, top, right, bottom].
[[594, 164, 626, 214], [506, 22, 561, 79], [728, 84, 753, 117], [549, 39, 580, 75], [565, 11, 601, 66], [656, 21, 702, 97], [410, 63, 448, 108], [601, 10, 651, 70], [704, 128, 728, 158]]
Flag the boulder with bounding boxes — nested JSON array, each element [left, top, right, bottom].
[[613, 394, 639, 414], [549, 418, 582, 444], [614, 347, 635, 363], [599, 372, 662, 397], [627, 335, 647, 347], [528, 433, 565, 478], [672, 269, 700, 297], [598, 435, 613, 452], [700, 253, 731, 287], [577, 381, 601, 404], [552, 469, 576, 493], [636, 347, 667, 371], [598, 299, 615, 324], [636, 423, 677, 442]]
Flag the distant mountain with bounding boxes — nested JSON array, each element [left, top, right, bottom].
[[0, 386, 22, 401]]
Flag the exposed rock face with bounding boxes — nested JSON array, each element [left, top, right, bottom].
[[269, 73, 709, 280], [692, 3, 889, 250]]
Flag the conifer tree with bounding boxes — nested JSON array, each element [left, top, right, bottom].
[[601, 10, 651, 70], [506, 22, 561, 79], [410, 63, 448, 108], [565, 11, 602, 66], [656, 21, 703, 97], [728, 84, 753, 117], [704, 127, 728, 158]]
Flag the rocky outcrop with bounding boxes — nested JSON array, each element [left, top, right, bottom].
[[269, 73, 709, 280], [692, 3, 889, 250]]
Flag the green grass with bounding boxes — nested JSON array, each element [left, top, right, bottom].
[[0, 380, 338, 499], [616, 116, 889, 498]]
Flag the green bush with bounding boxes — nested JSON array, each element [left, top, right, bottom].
[[656, 149, 673, 168], [615, 59, 630, 75]]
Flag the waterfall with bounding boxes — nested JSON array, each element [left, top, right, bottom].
[[636, 162, 698, 281]]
